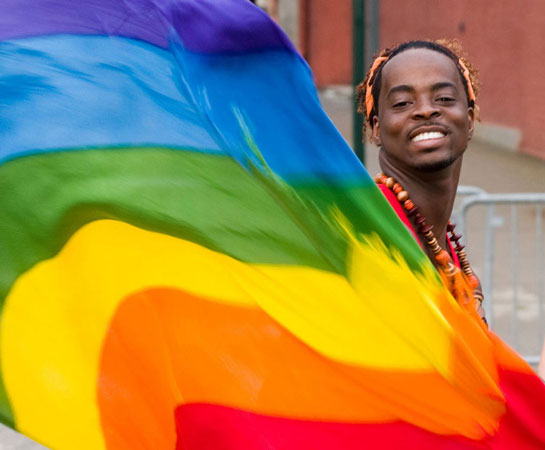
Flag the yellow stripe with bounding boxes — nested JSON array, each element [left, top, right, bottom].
[[1, 220, 451, 449], [348, 234, 455, 375]]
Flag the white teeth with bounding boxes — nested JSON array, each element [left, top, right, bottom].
[[411, 131, 445, 142]]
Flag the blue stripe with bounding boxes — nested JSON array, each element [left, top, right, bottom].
[[174, 43, 366, 180], [0, 36, 221, 160], [0, 35, 368, 181]]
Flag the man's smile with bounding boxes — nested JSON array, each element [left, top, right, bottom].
[[408, 124, 450, 143], [411, 131, 446, 143]]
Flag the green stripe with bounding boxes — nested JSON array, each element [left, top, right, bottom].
[[0, 147, 351, 300]]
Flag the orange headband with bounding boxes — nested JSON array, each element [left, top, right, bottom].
[[458, 59, 476, 104], [365, 55, 476, 119], [365, 55, 388, 118]]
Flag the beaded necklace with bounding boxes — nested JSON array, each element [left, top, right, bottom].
[[375, 173, 484, 307]]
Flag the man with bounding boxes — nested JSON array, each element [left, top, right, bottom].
[[357, 40, 484, 315]]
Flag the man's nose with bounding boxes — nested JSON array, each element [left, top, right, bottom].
[[412, 99, 440, 119]]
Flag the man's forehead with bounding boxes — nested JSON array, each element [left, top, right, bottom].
[[381, 48, 461, 90]]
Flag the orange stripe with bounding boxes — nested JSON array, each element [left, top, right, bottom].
[[98, 287, 505, 448]]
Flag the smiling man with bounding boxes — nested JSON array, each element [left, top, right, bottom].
[[356, 40, 484, 317]]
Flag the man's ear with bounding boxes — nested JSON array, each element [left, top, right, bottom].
[[371, 116, 382, 146], [467, 106, 475, 141]]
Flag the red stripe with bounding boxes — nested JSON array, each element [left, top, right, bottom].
[[174, 369, 545, 449], [174, 403, 488, 450], [490, 369, 545, 449]]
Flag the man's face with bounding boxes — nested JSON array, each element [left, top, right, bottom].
[[372, 48, 474, 172]]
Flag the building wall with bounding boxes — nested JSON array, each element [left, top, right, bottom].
[[299, 0, 352, 86], [300, 0, 545, 160]]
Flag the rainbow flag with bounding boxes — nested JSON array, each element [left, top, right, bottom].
[[1, 0, 544, 448]]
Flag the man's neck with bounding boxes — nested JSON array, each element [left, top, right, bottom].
[[379, 154, 462, 253]]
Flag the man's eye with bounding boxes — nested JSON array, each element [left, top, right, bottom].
[[437, 97, 455, 103], [392, 101, 409, 108]]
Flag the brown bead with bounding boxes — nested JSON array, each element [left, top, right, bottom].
[[404, 199, 415, 210], [397, 191, 409, 202], [450, 233, 462, 242], [415, 216, 426, 226], [454, 244, 465, 251], [386, 177, 395, 189], [459, 256, 470, 265], [447, 222, 455, 232], [459, 257, 470, 266], [419, 224, 433, 234], [429, 241, 440, 250], [393, 183, 402, 194], [407, 206, 419, 216]]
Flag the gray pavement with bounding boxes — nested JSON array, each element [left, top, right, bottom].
[[0, 428, 46, 450]]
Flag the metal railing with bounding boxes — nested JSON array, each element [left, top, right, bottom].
[[453, 187, 545, 364]]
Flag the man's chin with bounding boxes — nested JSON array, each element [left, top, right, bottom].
[[413, 155, 458, 172]]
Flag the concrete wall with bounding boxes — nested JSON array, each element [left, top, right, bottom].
[[277, 0, 299, 48], [299, 0, 545, 160]]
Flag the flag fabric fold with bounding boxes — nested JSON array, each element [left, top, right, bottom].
[[0, 0, 544, 449]]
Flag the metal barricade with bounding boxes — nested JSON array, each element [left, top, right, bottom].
[[453, 188, 545, 364]]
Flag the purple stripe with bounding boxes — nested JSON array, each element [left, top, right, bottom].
[[0, 0, 294, 54], [171, 0, 295, 54]]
